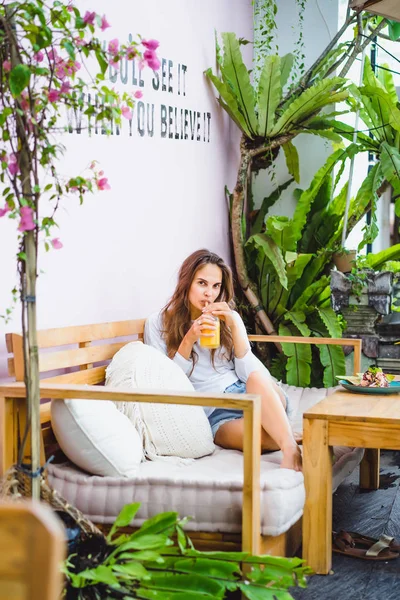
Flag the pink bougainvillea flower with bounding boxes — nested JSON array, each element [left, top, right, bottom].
[[83, 11, 96, 25], [60, 81, 71, 95], [108, 38, 119, 55], [67, 2, 74, 12], [48, 48, 58, 61], [0, 204, 10, 217], [8, 154, 19, 176], [143, 49, 160, 70], [18, 206, 35, 232], [100, 15, 111, 31], [133, 90, 143, 99], [126, 46, 137, 60], [48, 88, 61, 103], [34, 51, 44, 63], [121, 105, 132, 120], [51, 238, 63, 249], [89, 161, 96, 169], [20, 91, 29, 112], [97, 177, 110, 191], [3, 60, 11, 72], [108, 57, 119, 71], [142, 39, 160, 51], [74, 36, 85, 47]]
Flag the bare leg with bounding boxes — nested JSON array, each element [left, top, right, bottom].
[[215, 371, 302, 471]]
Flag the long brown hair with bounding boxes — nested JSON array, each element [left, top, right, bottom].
[[162, 249, 235, 368]]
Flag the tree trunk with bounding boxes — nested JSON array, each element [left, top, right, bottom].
[[231, 138, 277, 335], [7, 11, 41, 500]]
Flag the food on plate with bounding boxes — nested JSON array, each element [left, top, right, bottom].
[[359, 366, 394, 388]]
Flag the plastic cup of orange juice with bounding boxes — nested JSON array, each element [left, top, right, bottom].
[[200, 316, 220, 349]]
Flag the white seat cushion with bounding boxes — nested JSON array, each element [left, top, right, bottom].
[[47, 444, 363, 537]]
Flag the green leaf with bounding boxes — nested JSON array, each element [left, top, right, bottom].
[[270, 77, 347, 136], [78, 565, 120, 586], [112, 561, 149, 580], [285, 311, 310, 336], [377, 63, 399, 105], [280, 53, 294, 88], [279, 323, 311, 387], [380, 142, 400, 196], [95, 49, 108, 75], [282, 140, 300, 183], [205, 68, 252, 137], [388, 20, 400, 41], [116, 534, 171, 552], [173, 557, 240, 579], [365, 243, 400, 270], [257, 54, 282, 136], [239, 583, 294, 599], [138, 511, 179, 535], [221, 32, 258, 136], [292, 275, 330, 310], [9, 64, 31, 97], [142, 572, 225, 596], [315, 309, 346, 387], [108, 503, 141, 539], [360, 84, 400, 134], [246, 233, 288, 289], [251, 179, 293, 236]]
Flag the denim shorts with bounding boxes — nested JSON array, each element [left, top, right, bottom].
[[208, 379, 291, 438]]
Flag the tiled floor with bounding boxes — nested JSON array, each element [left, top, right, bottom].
[[292, 450, 400, 600]]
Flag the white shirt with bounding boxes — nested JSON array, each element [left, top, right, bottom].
[[144, 310, 268, 416]]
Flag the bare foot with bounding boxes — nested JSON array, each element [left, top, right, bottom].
[[293, 430, 303, 445], [280, 443, 302, 472]]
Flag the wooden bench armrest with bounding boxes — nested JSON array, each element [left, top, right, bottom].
[[248, 335, 362, 376], [0, 381, 262, 554]]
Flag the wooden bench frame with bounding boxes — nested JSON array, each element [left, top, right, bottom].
[[0, 318, 372, 556]]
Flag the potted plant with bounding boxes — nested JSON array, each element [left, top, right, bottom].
[[332, 248, 357, 273]]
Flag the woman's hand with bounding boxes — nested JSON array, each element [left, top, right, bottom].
[[202, 302, 235, 328], [186, 314, 217, 344]]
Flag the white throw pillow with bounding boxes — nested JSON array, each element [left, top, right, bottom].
[[51, 398, 143, 477], [105, 342, 215, 461]]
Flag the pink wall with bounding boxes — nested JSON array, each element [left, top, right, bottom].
[[0, 0, 253, 378]]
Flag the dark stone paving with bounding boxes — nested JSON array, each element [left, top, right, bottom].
[[291, 451, 400, 600]]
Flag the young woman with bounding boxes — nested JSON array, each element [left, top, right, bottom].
[[144, 249, 302, 472]]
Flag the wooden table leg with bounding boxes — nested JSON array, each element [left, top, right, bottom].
[[359, 448, 380, 490], [303, 417, 333, 575]]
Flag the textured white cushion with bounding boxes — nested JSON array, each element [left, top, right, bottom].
[[105, 342, 215, 461], [51, 398, 143, 477]]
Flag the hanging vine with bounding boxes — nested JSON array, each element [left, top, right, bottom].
[[253, 0, 278, 87], [291, 0, 307, 84]]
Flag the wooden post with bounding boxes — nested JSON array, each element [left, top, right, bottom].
[[242, 397, 261, 555], [303, 418, 333, 574]]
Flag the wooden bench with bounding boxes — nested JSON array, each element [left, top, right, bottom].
[[0, 318, 369, 557]]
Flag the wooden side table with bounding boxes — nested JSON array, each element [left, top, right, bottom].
[[302, 390, 400, 574]]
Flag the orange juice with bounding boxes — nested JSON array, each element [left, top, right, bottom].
[[200, 317, 220, 349]]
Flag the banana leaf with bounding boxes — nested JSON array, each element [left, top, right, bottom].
[[270, 77, 347, 136], [282, 140, 300, 182], [221, 33, 258, 136], [204, 68, 252, 137], [279, 323, 311, 387], [246, 233, 288, 289], [257, 54, 282, 137], [380, 141, 400, 197], [250, 178, 293, 236]]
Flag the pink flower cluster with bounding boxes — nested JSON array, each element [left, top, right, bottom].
[[142, 39, 160, 70], [83, 11, 110, 31], [18, 207, 35, 232]]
